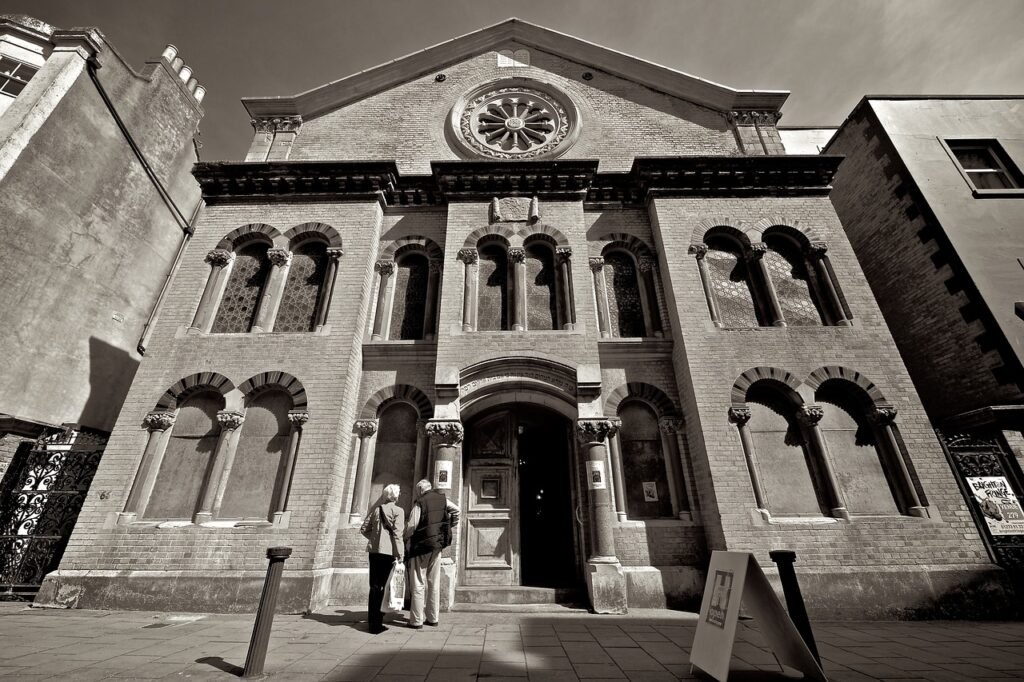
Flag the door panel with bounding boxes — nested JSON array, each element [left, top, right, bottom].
[[463, 466, 516, 585]]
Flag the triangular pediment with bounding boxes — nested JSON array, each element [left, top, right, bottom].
[[242, 18, 787, 121]]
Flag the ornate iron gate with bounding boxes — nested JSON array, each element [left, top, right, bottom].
[[0, 429, 106, 598], [940, 430, 1024, 568]]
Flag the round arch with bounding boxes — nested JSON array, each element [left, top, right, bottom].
[[605, 382, 679, 417], [361, 384, 433, 420], [155, 372, 235, 410], [216, 223, 285, 250], [731, 366, 802, 407], [238, 371, 307, 409]]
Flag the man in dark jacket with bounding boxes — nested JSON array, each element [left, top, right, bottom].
[[404, 479, 460, 628]]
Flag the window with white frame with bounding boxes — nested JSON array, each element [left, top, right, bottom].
[[947, 140, 1022, 191], [0, 57, 38, 97]]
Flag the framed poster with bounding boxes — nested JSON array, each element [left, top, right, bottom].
[[967, 476, 1024, 535], [587, 460, 607, 490], [642, 482, 659, 502], [435, 460, 453, 490]]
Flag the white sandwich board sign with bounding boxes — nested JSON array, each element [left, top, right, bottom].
[[690, 551, 827, 682]]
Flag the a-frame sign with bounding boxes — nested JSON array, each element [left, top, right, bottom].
[[690, 551, 827, 681]]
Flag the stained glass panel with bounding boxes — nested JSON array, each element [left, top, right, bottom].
[[211, 242, 271, 334]]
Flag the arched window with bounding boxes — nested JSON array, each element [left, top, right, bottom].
[[816, 381, 901, 514], [762, 233, 824, 326], [371, 402, 418, 511], [704, 236, 761, 328], [477, 242, 509, 331], [604, 250, 646, 337], [219, 389, 291, 520], [618, 401, 673, 518], [525, 242, 558, 330], [745, 383, 826, 516], [275, 240, 328, 332], [211, 241, 272, 333], [390, 252, 429, 340], [144, 390, 223, 519]]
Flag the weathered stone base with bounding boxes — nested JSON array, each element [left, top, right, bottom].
[[623, 566, 704, 610], [35, 569, 313, 614], [585, 561, 627, 614], [764, 564, 1024, 621]]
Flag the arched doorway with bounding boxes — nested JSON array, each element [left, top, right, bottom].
[[460, 405, 580, 590]]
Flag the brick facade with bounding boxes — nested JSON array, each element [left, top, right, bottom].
[[36, 22, 1002, 618]]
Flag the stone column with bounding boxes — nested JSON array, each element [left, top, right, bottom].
[[509, 247, 526, 331], [556, 247, 576, 330], [371, 261, 395, 341], [121, 411, 176, 521], [458, 249, 478, 332], [191, 249, 234, 333], [314, 247, 344, 330], [871, 407, 927, 517], [251, 248, 291, 333], [807, 242, 851, 326], [690, 244, 723, 328], [423, 259, 442, 340], [576, 418, 627, 614], [196, 410, 245, 523], [590, 257, 611, 338], [272, 410, 308, 522], [748, 243, 786, 327], [729, 407, 768, 511], [637, 255, 664, 337], [658, 417, 689, 517], [348, 419, 378, 523], [797, 405, 850, 520], [425, 419, 464, 613], [607, 432, 628, 522]]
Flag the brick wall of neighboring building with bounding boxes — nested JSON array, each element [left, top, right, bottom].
[[826, 103, 1023, 421]]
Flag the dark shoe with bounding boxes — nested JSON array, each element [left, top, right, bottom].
[[425, 621, 438, 627], [369, 625, 388, 635], [408, 623, 423, 629]]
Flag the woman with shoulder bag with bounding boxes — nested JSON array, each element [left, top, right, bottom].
[[359, 483, 405, 634]]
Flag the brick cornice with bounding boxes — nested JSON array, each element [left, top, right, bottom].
[[193, 156, 841, 204]]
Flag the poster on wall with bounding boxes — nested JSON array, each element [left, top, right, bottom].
[[642, 482, 659, 502], [587, 460, 607, 490], [435, 460, 453, 490], [966, 476, 1024, 535]]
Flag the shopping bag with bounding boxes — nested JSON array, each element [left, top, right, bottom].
[[382, 562, 405, 612]]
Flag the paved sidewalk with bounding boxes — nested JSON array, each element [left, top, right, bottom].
[[0, 602, 1021, 681]]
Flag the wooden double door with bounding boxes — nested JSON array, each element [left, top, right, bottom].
[[461, 407, 579, 587]]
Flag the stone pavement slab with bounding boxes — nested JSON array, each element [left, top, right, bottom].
[[0, 603, 1021, 680]]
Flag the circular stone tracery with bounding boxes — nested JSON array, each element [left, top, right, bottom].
[[458, 86, 573, 159]]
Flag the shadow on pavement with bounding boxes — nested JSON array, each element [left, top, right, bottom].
[[195, 655, 243, 676]]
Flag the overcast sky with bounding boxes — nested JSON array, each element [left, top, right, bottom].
[[7, 0, 1024, 161]]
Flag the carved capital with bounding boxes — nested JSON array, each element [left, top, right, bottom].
[[871, 406, 898, 426], [374, 260, 395, 277], [205, 249, 234, 268], [326, 247, 345, 261], [576, 418, 620, 444], [658, 417, 684, 435], [457, 248, 479, 266], [288, 411, 309, 428], [354, 419, 378, 438], [746, 242, 768, 262], [425, 419, 464, 445], [143, 410, 176, 432], [589, 256, 605, 272], [806, 241, 829, 258], [428, 259, 443, 274], [555, 246, 573, 264], [267, 248, 292, 267], [508, 247, 526, 264], [728, 110, 782, 126], [727, 407, 752, 426], [796, 405, 824, 427], [251, 115, 303, 135], [217, 410, 245, 431], [688, 244, 708, 260], [637, 255, 655, 274]]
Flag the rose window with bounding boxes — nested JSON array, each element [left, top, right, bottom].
[[457, 86, 574, 159]]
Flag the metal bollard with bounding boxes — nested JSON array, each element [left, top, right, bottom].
[[243, 547, 292, 678], [768, 550, 821, 666]]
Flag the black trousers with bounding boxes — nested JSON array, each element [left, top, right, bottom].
[[367, 553, 395, 629]]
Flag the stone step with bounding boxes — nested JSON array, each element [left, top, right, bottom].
[[454, 585, 585, 605]]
